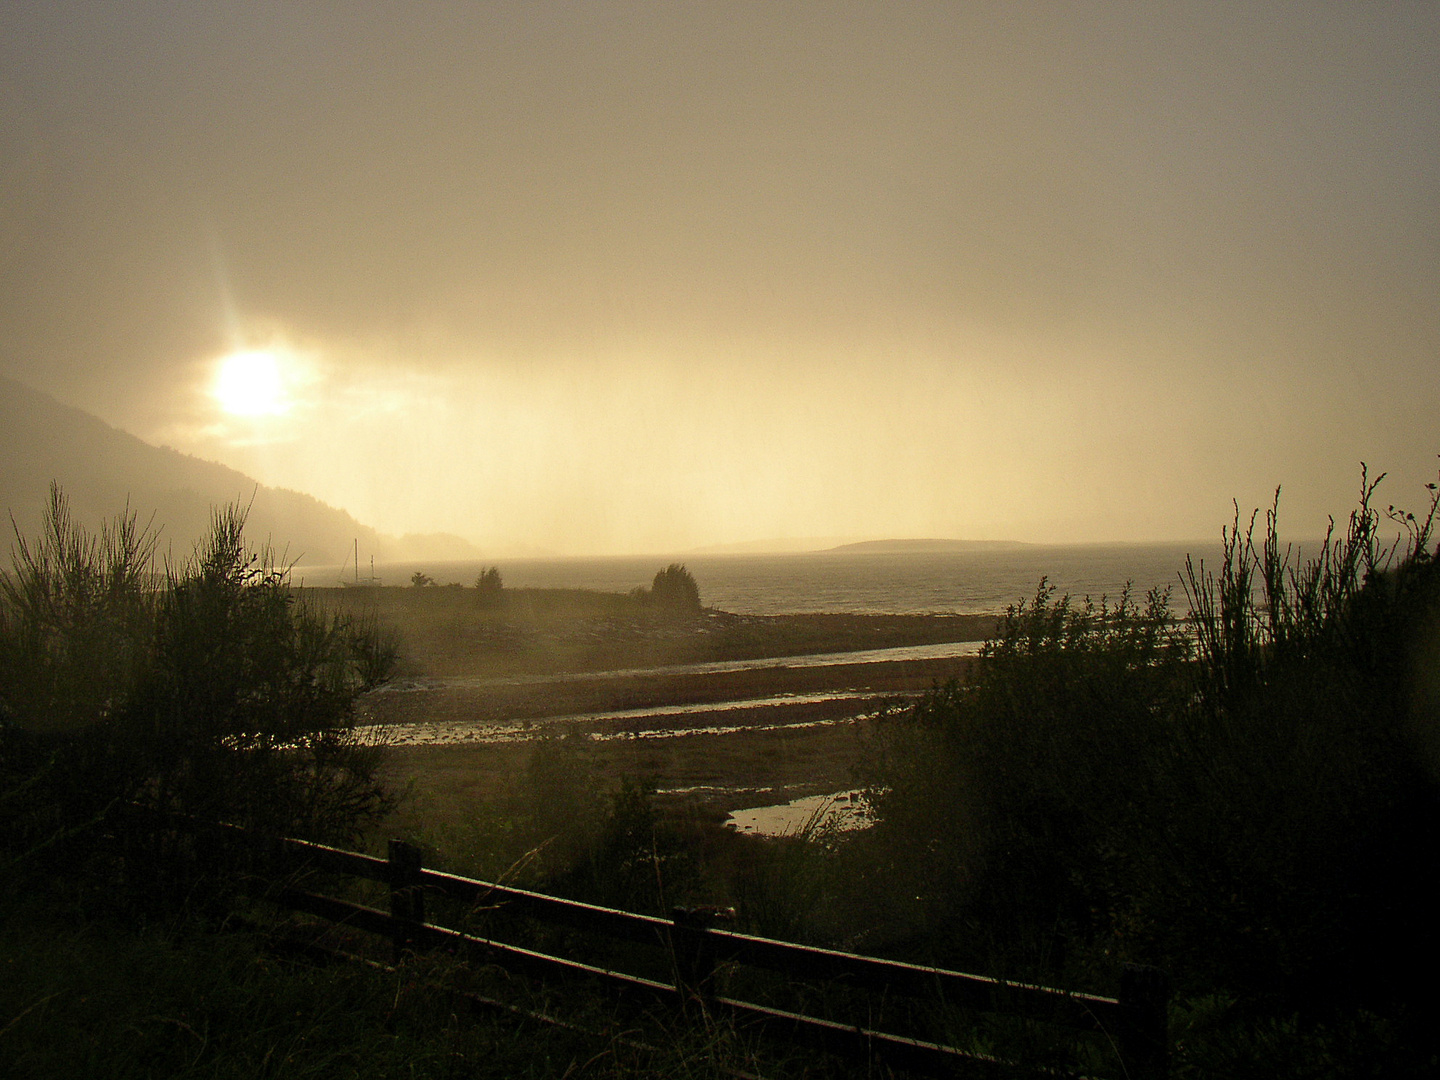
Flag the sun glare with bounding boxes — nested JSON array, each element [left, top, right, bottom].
[[214, 349, 288, 416]]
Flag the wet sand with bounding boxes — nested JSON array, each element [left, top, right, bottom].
[[374, 654, 978, 829], [345, 593, 990, 825], [359, 651, 978, 729]]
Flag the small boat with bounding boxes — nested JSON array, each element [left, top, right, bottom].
[[340, 539, 382, 588]]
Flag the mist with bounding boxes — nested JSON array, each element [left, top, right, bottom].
[[3, 2, 1437, 553]]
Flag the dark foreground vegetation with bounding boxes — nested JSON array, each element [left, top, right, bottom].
[[854, 468, 1440, 1075], [3, 467, 1439, 1077]]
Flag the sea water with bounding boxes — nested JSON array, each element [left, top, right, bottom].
[[301, 541, 1224, 616]]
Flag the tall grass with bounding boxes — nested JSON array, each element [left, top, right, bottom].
[[1, 487, 397, 911], [1157, 467, 1440, 1003], [857, 464, 1440, 1072]]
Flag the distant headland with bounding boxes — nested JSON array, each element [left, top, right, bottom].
[[825, 538, 1030, 554]]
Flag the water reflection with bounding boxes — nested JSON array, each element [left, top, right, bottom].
[[724, 790, 874, 837], [356, 692, 882, 746]]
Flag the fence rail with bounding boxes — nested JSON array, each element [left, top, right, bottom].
[[213, 825, 1168, 1078]]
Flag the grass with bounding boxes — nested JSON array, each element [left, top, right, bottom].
[[307, 583, 995, 678], [2, 899, 531, 1079], [0, 893, 829, 1080]]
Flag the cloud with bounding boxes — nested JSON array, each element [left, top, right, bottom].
[[2, 3, 1437, 552]]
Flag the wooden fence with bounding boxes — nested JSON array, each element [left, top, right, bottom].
[[212, 827, 1168, 1079]]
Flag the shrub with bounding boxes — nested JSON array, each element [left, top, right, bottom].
[[862, 463, 1440, 1017], [130, 505, 396, 841], [640, 563, 701, 612], [862, 581, 1187, 970], [0, 488, 397, 901], [475, 565, 503, 605], [551, 778, 701, 915], [0, 484, 157, 736]]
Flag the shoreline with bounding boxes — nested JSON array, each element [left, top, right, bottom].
[[307, 585, 997, 679], [336, 589, 995, 831]]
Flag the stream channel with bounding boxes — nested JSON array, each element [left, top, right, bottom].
[[361, 638, 984, 836]]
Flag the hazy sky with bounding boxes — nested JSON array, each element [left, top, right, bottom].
[[3, 2, 1437, 555]]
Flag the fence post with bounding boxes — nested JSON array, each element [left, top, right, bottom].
[[670, 906, 735, 1003], [388, 839, 425, 962], [1117, 963, 1170, 1080]]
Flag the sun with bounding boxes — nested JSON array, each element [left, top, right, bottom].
[[213, 349, 289, 416]]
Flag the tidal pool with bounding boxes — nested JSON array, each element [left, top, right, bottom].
[[724, 790, 874, 837]]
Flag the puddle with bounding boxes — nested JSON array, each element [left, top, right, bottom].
[[725, 790, 874, 837]]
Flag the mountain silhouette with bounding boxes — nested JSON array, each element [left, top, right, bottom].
[[0, 376, 467, 567]]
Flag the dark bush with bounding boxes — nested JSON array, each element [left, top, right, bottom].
[[475, 565, 503, 605], [863, 581, 1187, 971], [641, 563, 701, 612], [0, 488, 396, 902], [864, 464, 1440, 1017], [1151, 471, 1440, 1005]]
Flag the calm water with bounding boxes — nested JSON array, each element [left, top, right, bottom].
[[301, 542, 1223, 616], [725, 790, 874, 837]]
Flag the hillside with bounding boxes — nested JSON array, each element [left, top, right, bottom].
[[0, 376, 474, 566]]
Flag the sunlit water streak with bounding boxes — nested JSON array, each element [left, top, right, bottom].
[[358, 638, 981, 745], [357, 695, 880, 747]]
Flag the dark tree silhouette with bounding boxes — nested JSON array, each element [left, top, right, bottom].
[[648, 564, 701, 611], [475, 565, 503, 605]]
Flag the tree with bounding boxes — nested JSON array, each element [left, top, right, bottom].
[[131, 505, 396, 842], [475, 566, 503, 605], [410, 570, 434, 588], [646, 564, 701, 612], [862, 581, 1186, 965]]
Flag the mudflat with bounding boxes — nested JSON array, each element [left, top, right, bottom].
[[316, 587, 995, 826], [360, 653, 980, 729], [307, 585, 996, 677]]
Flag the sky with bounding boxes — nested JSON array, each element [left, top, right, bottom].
[[2, 2, 1437, 556]]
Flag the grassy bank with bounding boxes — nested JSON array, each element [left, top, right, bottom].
[[307, 584, 995, 678]]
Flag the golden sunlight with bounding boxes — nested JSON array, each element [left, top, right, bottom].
[[213, 349, 289, 416]]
